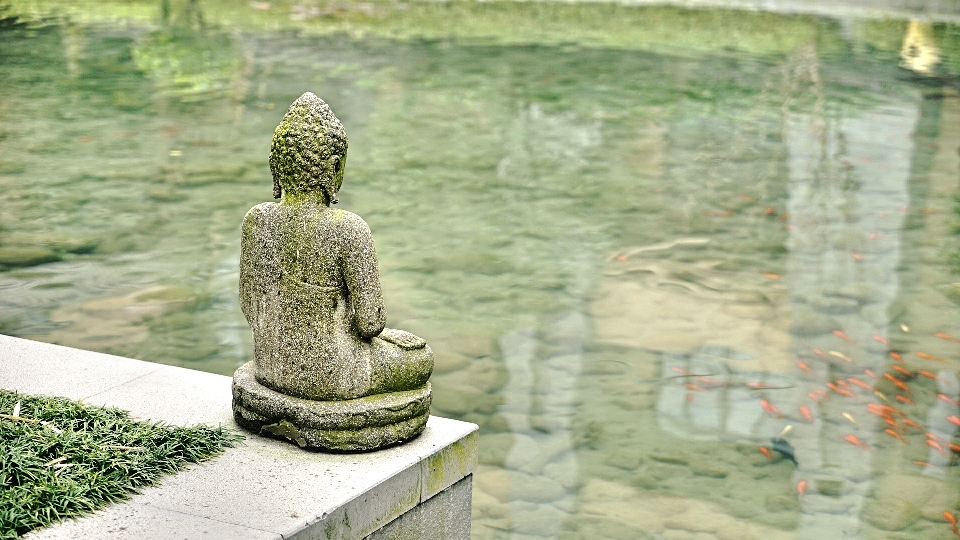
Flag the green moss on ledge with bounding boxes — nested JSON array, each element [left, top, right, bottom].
[[0, 389, 241, 539]]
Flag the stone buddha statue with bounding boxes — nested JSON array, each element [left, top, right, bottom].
[[232, 92, 433, 452]]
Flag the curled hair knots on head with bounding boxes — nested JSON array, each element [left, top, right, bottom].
[[269, 92, 348, 199]]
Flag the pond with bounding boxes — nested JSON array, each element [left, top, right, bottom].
[[2, 1, 960, 538]]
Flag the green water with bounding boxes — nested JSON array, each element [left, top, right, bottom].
[[2, 1, 960, 538]]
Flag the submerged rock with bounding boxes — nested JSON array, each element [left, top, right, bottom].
[[0, 246, 60, 268], [861, 497, 920, 531]]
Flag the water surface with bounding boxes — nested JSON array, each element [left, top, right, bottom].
[[2, 2, 960, 538]]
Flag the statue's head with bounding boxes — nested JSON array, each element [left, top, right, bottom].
[[269, 92, 348, 203]]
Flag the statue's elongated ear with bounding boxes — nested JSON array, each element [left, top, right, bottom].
[[325, 155, 341, 204], [326, 186, 339, 204]]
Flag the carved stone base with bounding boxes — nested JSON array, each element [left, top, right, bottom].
[[231, 361, 431, 452]]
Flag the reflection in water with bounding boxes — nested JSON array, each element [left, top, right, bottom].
[[498, 314, 584, 537], [1, 2, 959, 539], [785, 40, 919, 537], [901, 19, 942, 75]]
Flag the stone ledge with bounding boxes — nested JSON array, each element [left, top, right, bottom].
[[0, 334, 478, 540]]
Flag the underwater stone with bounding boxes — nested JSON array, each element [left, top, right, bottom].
[[690, 460, 728, 478], [0, 246, 61, 268], [789, 309, 839, 337], [233, 92, 433, 452], [861, 497, 920, 531]]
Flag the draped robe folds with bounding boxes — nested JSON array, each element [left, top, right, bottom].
[[239, 202, 431, 401]]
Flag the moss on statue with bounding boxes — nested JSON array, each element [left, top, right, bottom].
[[232, 92, 433, 452]]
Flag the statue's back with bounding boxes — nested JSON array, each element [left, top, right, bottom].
[[241, 202, 371, 401]]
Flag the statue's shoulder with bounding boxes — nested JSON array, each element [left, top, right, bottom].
[[243, 202, 279, 224], [325, 209, 374, 248], [329, 209, 371, 231]]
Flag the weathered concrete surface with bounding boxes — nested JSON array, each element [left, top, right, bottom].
[[0, 334, 477, 540], [366, 475, 473, 540]]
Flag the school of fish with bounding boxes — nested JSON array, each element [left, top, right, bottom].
[[680, 328, 960, 536]]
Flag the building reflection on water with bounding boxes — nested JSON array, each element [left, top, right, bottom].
[[580, 21, 959, 540]]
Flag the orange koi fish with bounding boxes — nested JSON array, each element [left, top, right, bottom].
[[746, 381, 774, 389], [884, 428, 907, 444], [948, 416, 960, 428], [892, 365, 914, 378], [918, 370, 939, 380], [926, 439, 946, 456], [833, 330, 854, 343], [758, 446, 773, 459], [844, 434, 870, 450], [917, 351, 947, 363], [902, 419, 922, 430], [883, 373, 911, 395], [934, 332, 960, 343], [847, 378, 872, 390], [872, 334, 889, 345], [686, 392, 694, 402], [797, 480, 807, 496], [796, 360, 812, 372], [896, 395, 915, 405], [938, 394, 960, 407], [685, 383, 707, 392], [890, 351, 903, 362], [670, 366, 691, 375], [866, 403, 886, 415], [864, 369, 878, 378], [867, 403, 906, 417], [913, 460, 947, 473], [799, 405, 814, 423], [813, 348, 825, 358], [852, 252, 863, 261], [760, 399, 783, 418], [827, 382, 854, 397], [950, 443, 960, 454], [945, 511, 960, 538]]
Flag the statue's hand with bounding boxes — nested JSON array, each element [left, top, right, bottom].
[[378, 328, 427, 350]]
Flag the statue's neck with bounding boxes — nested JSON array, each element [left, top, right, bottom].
[[281, 190, 330, 207]]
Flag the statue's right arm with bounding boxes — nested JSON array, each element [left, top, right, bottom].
[[238, 206, 262, 326], [342, 213, 386, 339]]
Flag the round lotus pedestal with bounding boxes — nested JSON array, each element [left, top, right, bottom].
[[232, 361, 431, 452]]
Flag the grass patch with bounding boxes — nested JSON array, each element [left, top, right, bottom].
[[0, 389, 241, 539]]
